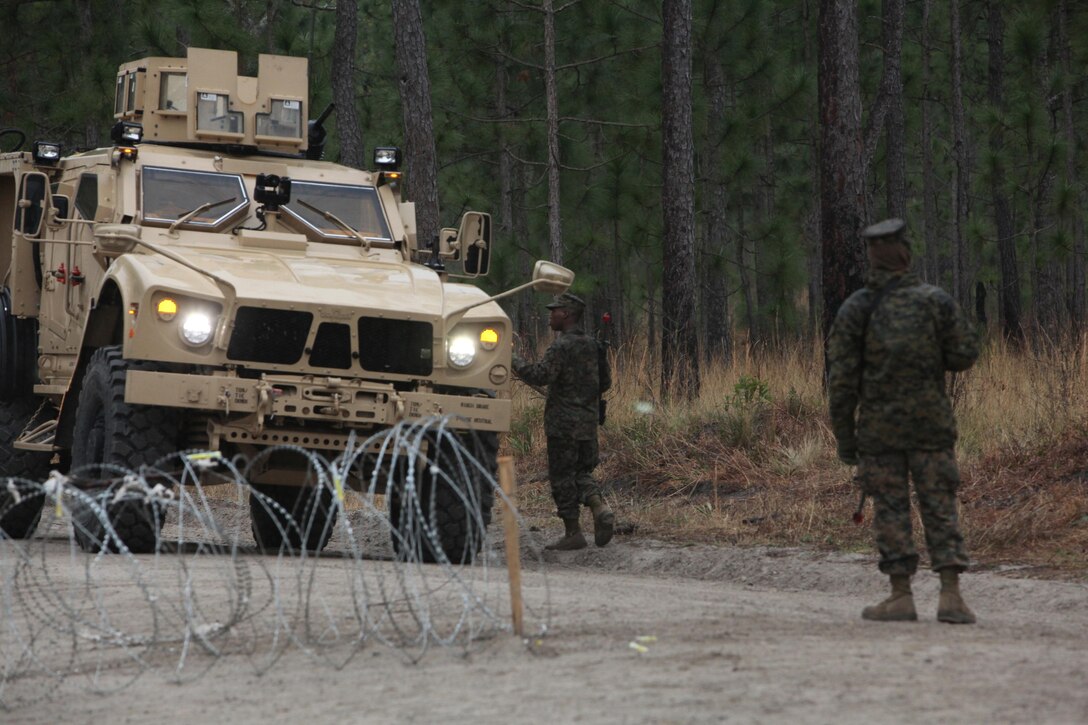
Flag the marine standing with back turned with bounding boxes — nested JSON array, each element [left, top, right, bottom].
[[513, 292, 615, 550], [827, 219, 979, 624]]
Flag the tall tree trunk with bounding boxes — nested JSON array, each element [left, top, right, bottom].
[[1030, 16, 1062, 340], [1029, 130, 1060, 339], [264, 0, 279, 53], [882, 0, 906, 218], [517, 164, 537, 341], [755, 126, 777, 344], [661, 0, 700, 397], [495, 50, 523, 332], [736, 209, 758, 344], [392, 0, 441, 251], [543, 0, 564, 264], [987, 1, 1022, 342], [920, 0, 939, 285], [860, 0, 905, 218], [333, 0, 365, 168], [75, 0, 98, 148], [818, 0, 865, 346], [1058, 0, 1085, 332], [646, 263, 658, 370], [950, 0, 970, 311], [700, 54, 731, 362], [609, 216, 625, 346], [803, 0, 822, 339]]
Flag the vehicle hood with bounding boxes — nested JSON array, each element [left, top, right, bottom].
[[122, 245, 491, 319]]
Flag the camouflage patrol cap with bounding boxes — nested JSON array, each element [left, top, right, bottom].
[[861, 217, 908, 244], [545, 292, 586, 310]]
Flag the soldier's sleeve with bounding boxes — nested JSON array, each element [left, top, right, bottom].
[[826, 297, 865, 451], [936, 292, 979, 372], [512, 339, 564, 387]]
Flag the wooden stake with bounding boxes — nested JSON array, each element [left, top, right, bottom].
[[713, 463, 719, 515], [498, 456, 523, 637]]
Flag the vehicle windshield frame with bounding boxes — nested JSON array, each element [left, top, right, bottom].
[[141, 166, 249, 230], [281, 180, 393, 245]]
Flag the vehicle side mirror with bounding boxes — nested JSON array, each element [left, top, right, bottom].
[[531, 260, 575, 294], [459, 211, 491, 277], [15, 172, 48, 238]]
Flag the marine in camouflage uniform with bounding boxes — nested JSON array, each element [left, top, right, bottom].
[[513, 292, 615, 550], [828, 218, 979, 624]]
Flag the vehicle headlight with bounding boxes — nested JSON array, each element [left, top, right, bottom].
[[179, 311, 215, 346], [448, 335, 476, 368]]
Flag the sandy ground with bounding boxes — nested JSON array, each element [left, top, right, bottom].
[[3, 515, 1087, 724]]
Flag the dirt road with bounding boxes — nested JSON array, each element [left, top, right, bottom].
[[5, 535, 1086, 724]]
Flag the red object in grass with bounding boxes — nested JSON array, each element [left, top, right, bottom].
[[852, 511, 864, 525], [602, 312, 612, 324]]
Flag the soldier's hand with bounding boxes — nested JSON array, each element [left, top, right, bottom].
[[837, 440, 859, 466]]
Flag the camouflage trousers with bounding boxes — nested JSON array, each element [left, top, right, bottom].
[[546, 436, 601, 521], [857, 449, 970, 576]]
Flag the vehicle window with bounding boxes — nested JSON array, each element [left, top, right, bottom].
[[196, 92, 243, 135], [159, 72, 187, 112], [141, 166, 248, 228], [114, 75, 125, 115], [283, 181, 392, 242], [256, 99, 303, 139], [74, 173, 98, 220], [126, 71, 138, 112]]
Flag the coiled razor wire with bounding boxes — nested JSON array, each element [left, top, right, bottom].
[[0, 416, 552, 710]]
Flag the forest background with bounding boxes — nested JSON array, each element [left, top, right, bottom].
[[2, 0, 1086, 571]]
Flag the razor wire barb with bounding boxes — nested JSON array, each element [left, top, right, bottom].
[[0, 416, 552, 710]]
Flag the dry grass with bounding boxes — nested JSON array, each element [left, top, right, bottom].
[[506, 335, 1088, 576]]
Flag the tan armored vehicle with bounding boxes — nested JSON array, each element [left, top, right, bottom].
[[0, 48, 571, 558]]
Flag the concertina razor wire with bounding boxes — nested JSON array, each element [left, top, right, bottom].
[[0, 415, 552, 710]]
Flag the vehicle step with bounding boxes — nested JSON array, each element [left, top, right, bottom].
[[14, 418, 59, 452]]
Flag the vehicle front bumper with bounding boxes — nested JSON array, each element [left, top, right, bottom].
[[125, 370, 510, 451]]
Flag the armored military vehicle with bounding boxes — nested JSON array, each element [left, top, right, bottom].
[[0, 48, 571, 558]]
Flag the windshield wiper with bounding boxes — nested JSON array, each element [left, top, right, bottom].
[[296, 198, 372, 252], [167, 196, 237, 236]]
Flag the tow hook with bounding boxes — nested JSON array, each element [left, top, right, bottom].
[[254, 379, 274, 431], [315, 392, 344, 417]]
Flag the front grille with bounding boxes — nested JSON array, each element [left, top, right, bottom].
[[227, 307, 312, 364], [309, 322, 352, 369], [358, 317, 433, 375]]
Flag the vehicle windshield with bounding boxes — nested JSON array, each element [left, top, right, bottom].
[[142, 167, 249, 228], [282, 181, 392, 242]]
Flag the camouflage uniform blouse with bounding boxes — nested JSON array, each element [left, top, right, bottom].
[[828, 269, 979, 454], [513, 327, 600, 440]]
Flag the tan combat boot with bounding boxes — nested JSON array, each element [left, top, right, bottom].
[[862, 574, 918, 621], [586, 494, 615, 547], [937, 569, 976, 624], [544, 518, 587, 551]]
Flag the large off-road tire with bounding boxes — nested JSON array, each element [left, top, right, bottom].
[[0, 287, 38, 401], [389, 430, 497, 564], [69, 346, 180, 554], [249, 483, 338, 554], [0, 397, 50, 539]]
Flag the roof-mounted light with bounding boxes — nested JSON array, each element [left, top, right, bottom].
[[379, 171, 403, 185], [111, 146, 139, 166], [110, 120, 143, 145], [373, 146, 401, 171], [31, 141, 61, 165]]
